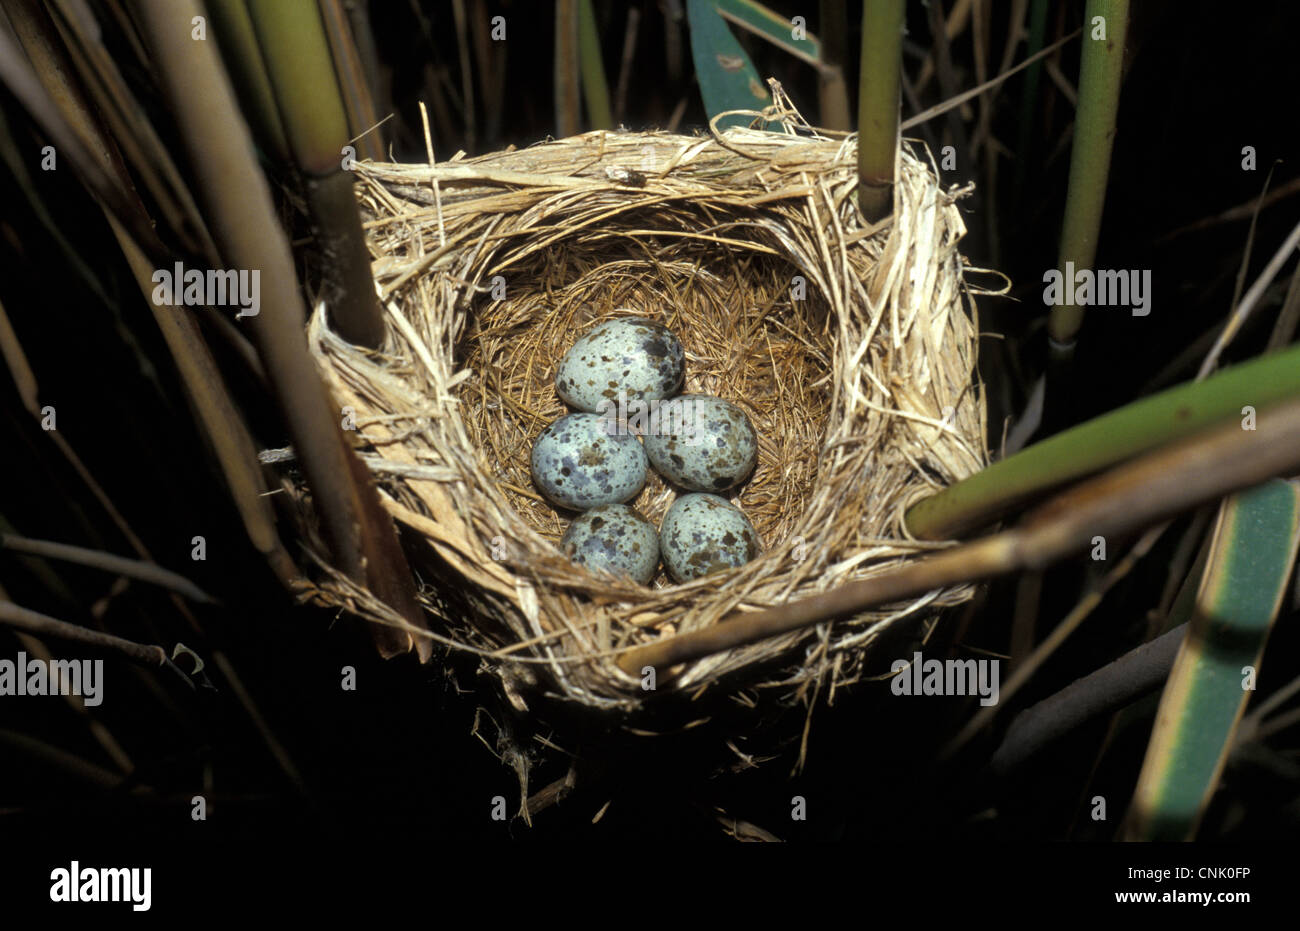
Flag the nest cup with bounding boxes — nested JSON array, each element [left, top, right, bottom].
[[296, 106, 990, 716]]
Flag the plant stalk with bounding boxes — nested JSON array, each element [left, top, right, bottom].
[[245, 0, 386, 347], [905, 342, 1300, 540], [818, 0, 851, 131], [138, 0, 429, 659], [1047, 0, 1128, 348], [856, 0, 904, 222], [617, 394, 1300, 675], [578, 0, 611, 129]]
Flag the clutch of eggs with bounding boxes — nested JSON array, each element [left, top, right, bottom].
[[530, 315, 764, 584]]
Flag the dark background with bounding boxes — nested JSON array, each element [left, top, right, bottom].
[[1, 0, 1298, 868]]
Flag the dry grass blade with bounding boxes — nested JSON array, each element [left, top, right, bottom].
[[1198, 219, 1300, 378], [42, 0, 218, 260], [900, 29, 1081, 132], [0, 24, 160, 265]]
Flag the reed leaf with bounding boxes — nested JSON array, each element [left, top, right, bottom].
[[713, 0, 821, 66], [1123, 480, 1300, 840], [685, 0, 772, 131]]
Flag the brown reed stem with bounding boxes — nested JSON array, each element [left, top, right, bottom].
[[0, 600, 169, 668], [617, 395, 1300, 675], [137, 0, 429, 659]]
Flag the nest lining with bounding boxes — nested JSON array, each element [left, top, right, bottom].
[[295, 109, 991, 714]]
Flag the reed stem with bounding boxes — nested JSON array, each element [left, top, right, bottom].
[[905, 343, 1300, 540], [856, 0, 904, 222], [1047, 0, 1129, 348]]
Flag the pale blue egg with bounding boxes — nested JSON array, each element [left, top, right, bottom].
[[659, 493, 762, 582], [561, 504, 660, 584], [643, 394, 757, 493], [530, 412, 647, 510], [555, 317, 685, 413]]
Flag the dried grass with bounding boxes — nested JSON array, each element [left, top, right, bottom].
[[286, 96, 991, 717]]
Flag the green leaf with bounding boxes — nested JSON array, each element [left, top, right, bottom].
[[712, 0, 821, 67], [685, 0, 773, 131], [1124, 479, 1300, 840]]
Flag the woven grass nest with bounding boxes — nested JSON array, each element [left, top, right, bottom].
[[293, 100, 991, 721]]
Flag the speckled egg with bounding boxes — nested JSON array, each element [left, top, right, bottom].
[[561, 504, 660, 584], [530, 412, 647, 510], [643, 394, 758, 493], [659, 493, 762, 582], [555, 317, 685, 413]]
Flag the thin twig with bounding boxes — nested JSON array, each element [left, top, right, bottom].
[[0, 599, 169, 667], [901, 29, 1080, 131], [1155, 176, 1300, 245], [1, 534, 218, 604], [1198, 219, 1300, 378]]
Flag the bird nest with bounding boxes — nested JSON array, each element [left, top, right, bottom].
[[289, 102, 992, 722]]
